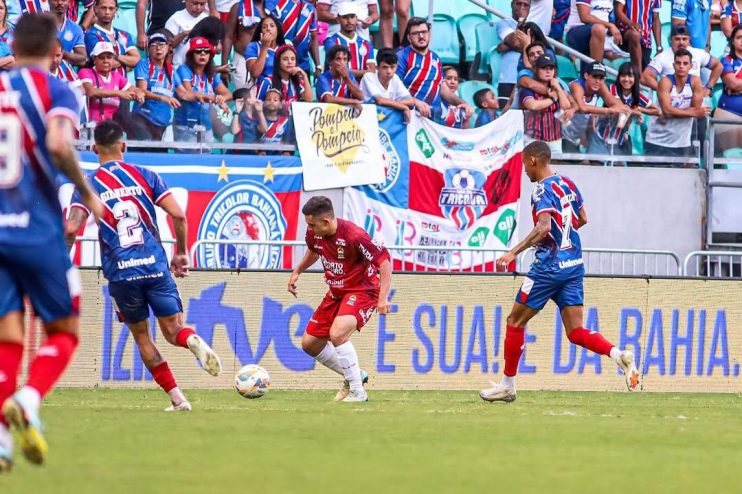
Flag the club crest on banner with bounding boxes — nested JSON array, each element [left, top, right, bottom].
[[197, 180, 287, 269], [371, 126, 401, 193], [439, 168, 488, 230]]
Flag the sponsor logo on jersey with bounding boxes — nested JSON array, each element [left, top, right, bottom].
[[358, 242, 374, 262], [0, 212, 30, 228], [439, 168, 488, 230], [197, 180, 287, 269], [559, 258, 584, 269], [347, 295, 356, 306], [117, 255, 156, 270], [337, 246, 345, 259], [336, 238, 346, 246]]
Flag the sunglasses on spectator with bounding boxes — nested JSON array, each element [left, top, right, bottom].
[[193, 49, 211, 55]]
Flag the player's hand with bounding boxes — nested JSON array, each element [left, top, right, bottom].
[[170, 253, 190, 278], [496, 252, 516, 272], [377, 299, 391, 315], [287, 271, 300, 297]]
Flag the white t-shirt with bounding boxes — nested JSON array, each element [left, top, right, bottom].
[[318, 0, 376, 40], [361, 72, 411, 102], [647, 47, 712, 78], [566, 0, 614, 32], [165, 8, 210, 66], [527, 0, 553, 36]]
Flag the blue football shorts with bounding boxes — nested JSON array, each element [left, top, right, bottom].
[[108, 272, 183, 324], [515, 267, 584, 311]]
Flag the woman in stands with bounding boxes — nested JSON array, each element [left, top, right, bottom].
[[715, 24, 742, 154], [245, 15, 286, 84], [0, 0, 13, 70], [130, 31, 181, 141], [256, 45, 313, 113], [174, 37, 232, 148]]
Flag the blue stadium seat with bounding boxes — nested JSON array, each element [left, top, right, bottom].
[[658, 2, 672, 25], [722, 148, 742, 170], [710, 30, 728, 60], [112, 9, 138, 38], [629, 120, 645, 155], [458, 13, 489, 62], [556, 55, 578, 81], [458, 80, 496, 109], [119, 0, 137, 10], [431, 14, 460, 64], [487, 0, 512, 18], [488, 47, 501, 83], [475, 21, 499, 74], [411, 0, 431, 18], [712, 86, 723, 108]]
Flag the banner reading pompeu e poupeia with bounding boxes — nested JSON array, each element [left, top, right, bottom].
[[344, 108, 524, 272]]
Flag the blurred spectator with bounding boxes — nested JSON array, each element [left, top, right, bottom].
[[256, 44, 313, 111], [223, 0, 267, 88], [565, 0, 622, 69], [720, 0, 742, 39], [317, 0, 378, 40], [474, 88, 499, 127], [50, 38, 77, 82], [645, 48, 711, 157], [496, 0, 531, 102], [130, 31, 182, 141], [615, 0, 662, 77], [563, 62, 631, 154], [166, 0, 211, 66], [230, 88, 260, 146], [324, 3, 375, 79], [216, 0, 239, 21], [379, 0, 410, 48], [0, 0, 13, 70], [715, 24, 742, 153], [516, 22, 554, 71], [79, 42, 145, 124], [136, 0, 188, 49], [68, 1, 95, 30], [441, 66, 466, 128], [246, 15, 286, 83], [527, 0, 553, 35], [552, 0, 570, 41], [316, 44, 363, 106], [396, 17, 473, 121], [53, 0, 86, 67], [597, 62, 659, 155], [174, 37, 232, 147], [85, 0, 140, 76], [256, 88, 294, 153], [672, 0, 711, 50], [271, 0, 320, 77], [641, 23, 722, 92], [520, 53, 572, 153], [360, 47, 414, 121]]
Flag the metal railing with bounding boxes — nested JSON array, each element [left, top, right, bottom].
[[519, 248, 682, 276], [72, 236, 177, 268], [684, 251, 742, 278]]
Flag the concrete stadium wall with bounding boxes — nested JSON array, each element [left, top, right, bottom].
[[25, 270, 741, 393]]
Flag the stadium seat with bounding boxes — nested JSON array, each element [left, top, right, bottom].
[[458, 13, 489, 62], [710, 30, 728, 60], [411, 0, 431, 18], [458, 80, 496, 109], [629, 119, 646, 155], [722, 147, 742, 170], [488, 47, 501, 83], [431, 14, 460, 65], [112, 9, 138, 39], [118, 0, 137, 10], [556, 55, 578, 81], [487, 0, 512, 17], [712, 86, 723, 108], [475, 21, 499, 74], [658, 2, 672, 25]]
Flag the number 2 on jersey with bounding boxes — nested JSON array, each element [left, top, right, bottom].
[[113, 201, 144, 248]]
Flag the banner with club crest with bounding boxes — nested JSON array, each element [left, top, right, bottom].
[[61, 152, 303, 270], [344, 108, 524, 271], [293, 102, 385, 191]]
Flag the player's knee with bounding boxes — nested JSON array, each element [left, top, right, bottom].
[[301, 333, 322, 356], [506, 314, 526, 328]]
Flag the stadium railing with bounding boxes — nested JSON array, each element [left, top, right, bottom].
[[519, 248, 682, 276], [684, 251, 742, 278]]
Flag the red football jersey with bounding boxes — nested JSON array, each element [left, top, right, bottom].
[[305, 218, 390, 297]]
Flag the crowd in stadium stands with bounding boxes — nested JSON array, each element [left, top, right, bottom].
[[0, 0, 741, 161]]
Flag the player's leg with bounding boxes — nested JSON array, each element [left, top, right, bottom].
[[557, 275, 640, 391], [329, 315, 367, 402], [147, 276, 221, 377], [0, 308, 24, 472]]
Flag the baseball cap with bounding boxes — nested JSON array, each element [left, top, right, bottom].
[[148, 32, 170, 46], [336, 3, 358, 16], [671, 23, 690, 37], [187, 36, 215, 55], [587, 61, 607, 76], [90, 41, 115, 58], [533, 54, 556, 69]]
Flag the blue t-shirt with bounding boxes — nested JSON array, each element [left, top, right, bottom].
[[0, 66, 79, 246], [530, 174, 585, 273], [672, 0, 711, 49], [245, 41, 277, 79], [236, 111, 259, 145], [0, 39, 11, 59], [58, 17, 85, 53], [132, 58, 182, 127], [70, 161, 172, 283], [174, 65, 223, 130], [475, 109, 497, 127]]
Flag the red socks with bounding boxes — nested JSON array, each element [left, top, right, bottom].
[[25, 332, 78, 399], [174, 327, 197, 349], [503, 325, 525, 377], [0, 342, 24, 426], [567, 327, 614, 356], [150, 362, 177, 393]]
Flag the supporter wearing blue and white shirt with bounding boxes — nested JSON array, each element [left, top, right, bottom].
[[53, 0, 86, 67], [672, 0, 711, 50], [131, 32, 183, 141], [84, 0, 140, 75]]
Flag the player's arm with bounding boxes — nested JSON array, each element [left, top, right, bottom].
[[377, 258, 392, 315], [576, 205, 588, 229], [47, 116, 103, 219], [495, 212, 551, 271], [158, 194, 189, 278], [288, 249, 321, 297], [64, 206, 90, 250]]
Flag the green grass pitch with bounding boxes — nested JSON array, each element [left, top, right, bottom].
[[1, 389, 740, 493]]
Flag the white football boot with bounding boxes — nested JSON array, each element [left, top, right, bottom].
[[333, 369, 369, 402], [164, 401, 192, 412], [187, 334, 222, 376], [616, 350, 641, 391], [479, 382, 517, 403], [341, 388, 368, 403]]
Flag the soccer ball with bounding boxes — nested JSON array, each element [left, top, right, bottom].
[[235, 364, 271, 399], [452, 169, 474, 189]]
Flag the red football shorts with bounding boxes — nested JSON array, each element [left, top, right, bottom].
[[305, 291, 378, 338]]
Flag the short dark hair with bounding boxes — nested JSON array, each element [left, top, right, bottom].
[[523, 141, 551, 164], [473, 88, 493, 108], [327, 44, 350, 63], [94, 120, 125, 147], [674, 48, 693, 62], [302, 196, 335, 217], [376, 47, 397, 66], [13, 13, 57, 57], [525, 41, 547, 56]]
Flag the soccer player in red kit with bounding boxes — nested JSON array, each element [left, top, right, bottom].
[[288, 196, 392, 403]]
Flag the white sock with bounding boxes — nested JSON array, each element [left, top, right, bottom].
[[609, 347, 623, 360], [502, 375, 516, 389], [335, 342, 362, 391], [16, 386, 41, 414], [315, 342, 344, 376], [168, 387, 187, 405]]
